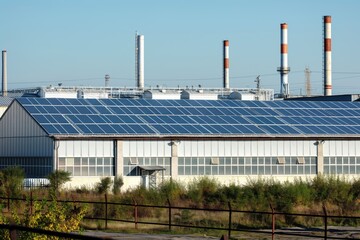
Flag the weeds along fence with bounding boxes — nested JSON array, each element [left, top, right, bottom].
[[1, 194, 360, 239]]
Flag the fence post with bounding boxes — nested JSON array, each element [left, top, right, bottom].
[[105, 194, 108, 230], [323, 204, 328, 240], [228, 202, 232, 239], [9, 225, 17, 240], [7, 191, 10, 211], [270, 204, 275, 240], [167, 198, 172, 231], [133, 199, 138, 229], [30, 191, 33, 215]]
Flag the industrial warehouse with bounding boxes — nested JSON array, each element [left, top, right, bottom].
[[1, 16, 360, 191], [1, 97, 360, 190]]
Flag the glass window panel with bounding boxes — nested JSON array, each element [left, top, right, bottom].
[[66, 166, 73, 174], [81, 166, 88, 176], [191, 166, 197, 175], [74, 167, 81, 176], [245, 166, 251, 174], [199, 166, 205, 175], [185, 166, 191, 175], [219, 166, 225, 175], [104, 167, 111, 176], [178, 166, 184, 175], [66, 157, 74, 165], [212, 166, 219, 175], [97, 158, 103, 165], [97, 166, 104, 176], [89, 158, 96, 165], [74, 158, 81, 166], [205, 166, 211, 175], [59, 158, 66, 166], [104, 158, 112, 165]]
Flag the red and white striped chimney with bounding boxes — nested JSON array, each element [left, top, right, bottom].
[[324, 16, 332, 96], [277, 23, 290, 97], [223, 40, 230, 89]]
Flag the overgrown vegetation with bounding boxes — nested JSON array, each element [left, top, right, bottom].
[[1, 167, 360, 238]]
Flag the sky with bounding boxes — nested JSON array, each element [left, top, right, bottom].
[[1, 0, 360, 95]]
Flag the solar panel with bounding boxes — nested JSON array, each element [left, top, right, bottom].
[[16, 97, 360, 136]]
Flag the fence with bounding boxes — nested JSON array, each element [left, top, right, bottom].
[[1, 194, 360, 240]]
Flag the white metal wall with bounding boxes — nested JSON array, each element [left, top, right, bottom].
[[323, 140, 360, 156], [177, 140, 317, 157], [0, 101, 53, 157], [58, 140, 114, 157], [122, 140, 171, 157]]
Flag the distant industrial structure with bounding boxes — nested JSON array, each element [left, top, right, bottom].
[[324, 16, 332, 96], [277, 23, 290, 97], [2, 50, 7, 97], [2, 15, 360, 191]]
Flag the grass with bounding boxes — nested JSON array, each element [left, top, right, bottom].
[[3, 175, 360, 238]]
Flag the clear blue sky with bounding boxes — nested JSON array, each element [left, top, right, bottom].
[[1, 0, 360, 95]]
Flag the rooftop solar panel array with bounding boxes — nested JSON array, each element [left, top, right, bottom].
[[17, 98, 360, 137]]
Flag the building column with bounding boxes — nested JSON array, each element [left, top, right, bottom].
[[116, 140, 123, 176], [170, 140, 179, 179], [316, 140, 325, 174]]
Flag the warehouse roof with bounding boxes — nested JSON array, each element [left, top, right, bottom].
[[14, 97, 360, 138]]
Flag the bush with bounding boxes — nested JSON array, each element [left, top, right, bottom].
[[187, 176, 220, 207], [47, 170, 71, 193], [0, 166, 25, 198], [112, 176, 124, 195], [95, 177, 112, 194]]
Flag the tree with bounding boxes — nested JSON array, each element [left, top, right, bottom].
[[47, 170, 71, 193]]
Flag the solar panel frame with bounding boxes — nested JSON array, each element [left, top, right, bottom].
[[17, 97, 360, 137]]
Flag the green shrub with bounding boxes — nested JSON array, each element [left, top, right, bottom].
[[0, 166, 25, 198], [95, 177, 112, 195], [112, 176, 124, 195], [47, 170, 71, 194]]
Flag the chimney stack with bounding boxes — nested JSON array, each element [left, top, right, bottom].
[[223, 40, 230, 90], [136, 34, 144, 90], [277, 23, 290, 97], [324, 16, 332, 96], [2, 50, 7, 97]]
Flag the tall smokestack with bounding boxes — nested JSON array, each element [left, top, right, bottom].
[[277, 23, 290, 97], [223, 40, 230, 89], [136, 34, 144, 90], [324, 16, 332, 96], [2, 50, 7, 97]]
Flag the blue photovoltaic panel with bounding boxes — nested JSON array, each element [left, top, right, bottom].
[[16, 97, 360, 136]]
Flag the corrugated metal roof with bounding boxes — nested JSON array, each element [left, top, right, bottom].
[[13, 97, 360, 137]]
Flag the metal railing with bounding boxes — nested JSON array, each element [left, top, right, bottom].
[[1, 194, 360, 239]]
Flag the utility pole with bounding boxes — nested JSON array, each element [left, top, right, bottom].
[[255, 75, 261, 100], [305, 67, 311, 97]]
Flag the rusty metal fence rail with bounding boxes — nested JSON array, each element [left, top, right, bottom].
[[1, 194, 360, 239]]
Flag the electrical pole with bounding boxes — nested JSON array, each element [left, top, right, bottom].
[[305, 67, 311, 97]]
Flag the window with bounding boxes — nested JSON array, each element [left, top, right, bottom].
[[277, 157, 285, 164]]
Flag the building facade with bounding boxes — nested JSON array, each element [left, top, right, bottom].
[[1, 98, 360, 190]]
